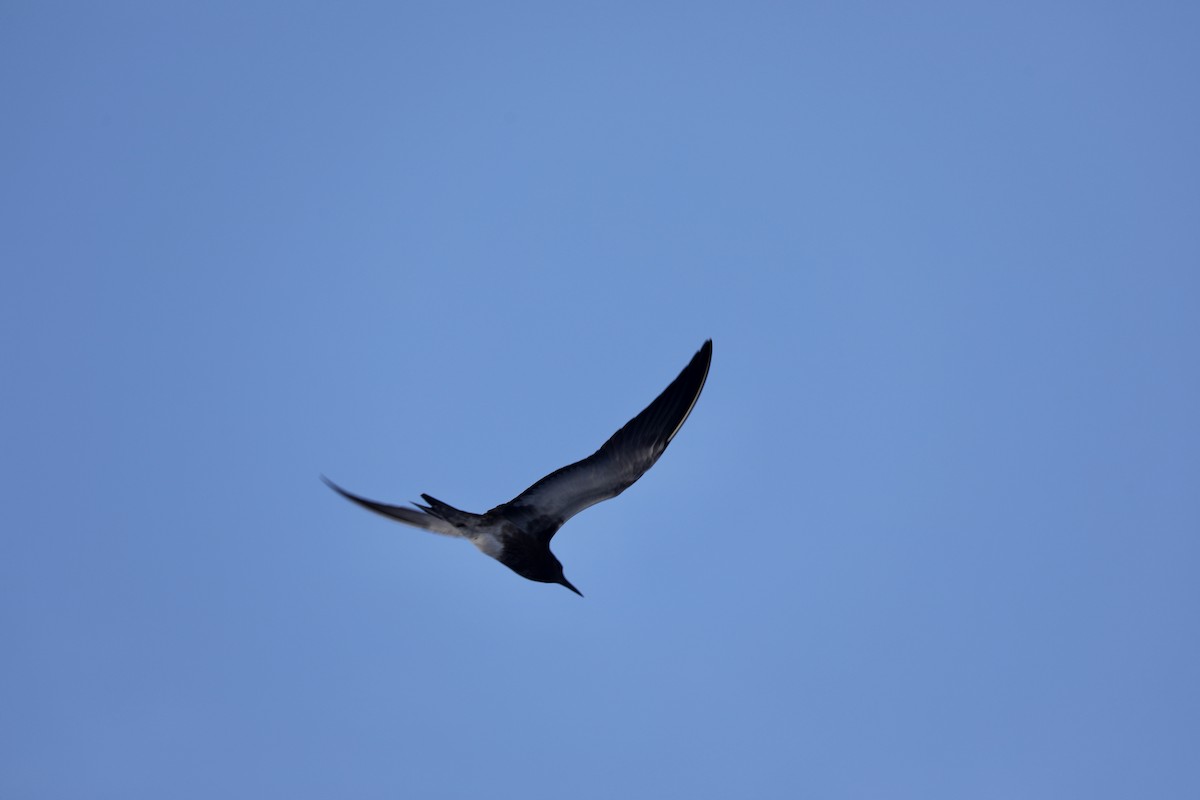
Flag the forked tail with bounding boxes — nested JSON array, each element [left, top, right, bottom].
[[415, 494, 482, 528]]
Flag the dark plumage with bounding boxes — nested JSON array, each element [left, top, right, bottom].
[[324, 340, 712, 596]]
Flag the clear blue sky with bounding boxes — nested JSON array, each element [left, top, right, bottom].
[[3, 2, 1198, 797]]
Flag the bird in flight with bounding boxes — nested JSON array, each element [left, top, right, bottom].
[[323, 340, 712, 596]]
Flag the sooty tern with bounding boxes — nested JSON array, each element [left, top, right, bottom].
[[323, 340, 712, 596]]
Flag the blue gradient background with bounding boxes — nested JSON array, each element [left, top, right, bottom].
[[3, 3, 1198, 797]]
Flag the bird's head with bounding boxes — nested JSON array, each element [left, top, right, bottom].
[[541, 552, 583, 597], [504, 545, 583, 597]]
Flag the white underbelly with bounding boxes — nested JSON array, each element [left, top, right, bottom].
[[468, 529, 504, 559]]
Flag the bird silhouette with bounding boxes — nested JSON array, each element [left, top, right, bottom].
[[323, 340, 712, 596]]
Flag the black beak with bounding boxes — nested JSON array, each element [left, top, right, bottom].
[[558, 576, 583, 597]]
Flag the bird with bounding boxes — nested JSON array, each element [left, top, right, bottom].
[[323, 339, 712, 596]]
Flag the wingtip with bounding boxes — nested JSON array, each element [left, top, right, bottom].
[[321, 475, 360, 503]]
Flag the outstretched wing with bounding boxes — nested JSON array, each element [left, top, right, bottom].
[[322, 476, 463, 537], [494, 340, 712, 539]]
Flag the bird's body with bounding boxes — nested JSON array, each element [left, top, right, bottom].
[[324, 340, 712, 595]]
